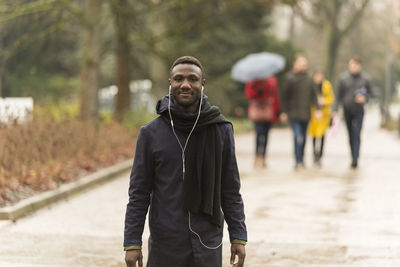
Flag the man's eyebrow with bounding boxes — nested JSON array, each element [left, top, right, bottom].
[[172, 73, 201, 77]]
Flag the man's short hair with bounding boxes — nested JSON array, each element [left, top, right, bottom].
[[294, 53, 307, 61], [170, 56, 204, 75], [350, 55, 362, 64]]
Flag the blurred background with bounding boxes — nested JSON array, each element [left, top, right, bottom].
[[0, 0, 399, 116], [1, 1, 400, 266], [0, 0, 399, 206]]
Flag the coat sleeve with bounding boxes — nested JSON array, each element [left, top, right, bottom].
[[124, 126, 154, 247], [220, 124, 247, 242], [333, 76, 344, 112], [275, 85, 282, 117], [310, 78, 320, 110], [364, 74, 373, 99], [323, 80, 335, 106], [280, 75, 289, 114], [269, 76, 281, 115], [245, 81, 256, 99]]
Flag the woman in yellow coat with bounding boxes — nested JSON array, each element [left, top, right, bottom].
[[308, 71, 335, 166]]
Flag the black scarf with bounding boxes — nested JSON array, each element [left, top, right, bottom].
[[156, 95, 230, 226]]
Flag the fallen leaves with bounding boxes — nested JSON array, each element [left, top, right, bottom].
[[0, 119, 136, 207]]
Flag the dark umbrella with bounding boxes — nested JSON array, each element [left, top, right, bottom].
[[231, 52, 286, 83]]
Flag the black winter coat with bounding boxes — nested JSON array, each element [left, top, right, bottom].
[[281, 71, 317, 121], [333, 71, 372, 115], [124, 103, 247, 267]]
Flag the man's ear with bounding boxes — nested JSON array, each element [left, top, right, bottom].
[[202, 79, 206, 86], [168, 79, 171, 85]]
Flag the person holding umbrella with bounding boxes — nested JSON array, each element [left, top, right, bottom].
[[245, 76, 281, 168], [280, 54, 321, 169], [231, 52, 286, 168]]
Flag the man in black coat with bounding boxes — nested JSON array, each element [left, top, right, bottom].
[[333, 56, 372, 169], [124, 56, 247, 267], [280, 54, 320, 169]]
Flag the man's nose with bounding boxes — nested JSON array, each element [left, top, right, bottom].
[[181, 79, 191, 89]]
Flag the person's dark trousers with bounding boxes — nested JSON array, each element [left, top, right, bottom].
[[344, 111, 364, 167], [290, 120, 309, 165], [254, 122, 272, 156], [312, 136, 325, 163]]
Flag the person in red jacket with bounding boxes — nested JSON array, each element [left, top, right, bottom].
[[245, 76, 281, 167]]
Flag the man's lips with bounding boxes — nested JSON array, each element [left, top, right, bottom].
[[179, 91, 192, 96]]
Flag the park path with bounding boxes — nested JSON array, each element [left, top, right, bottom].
[[1, 107, 400, 266]]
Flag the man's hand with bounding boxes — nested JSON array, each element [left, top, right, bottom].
[[279, 112, 288, 123], [125, 250, 143, 267], [230, 243, 245, 267], [355, 94, 367, 104]]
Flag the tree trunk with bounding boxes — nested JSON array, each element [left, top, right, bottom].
[[288, 5, 296, 42], [112, 0, 131, 122], [0, 66, 3, 98], [381, 49, 392, 126], [79, 0, 101, 123], [149, 5, 168, 99], [325, 26, 340, 81], [0, 31, 4, 98], [325, 1, 341, 81], [350, 19, 363, 56]]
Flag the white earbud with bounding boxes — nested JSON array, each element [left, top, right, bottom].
[[169, 85, 172, 95]]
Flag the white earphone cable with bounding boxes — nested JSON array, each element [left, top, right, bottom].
[[168, 85, 222, 250], [168, 86, 203, 177]]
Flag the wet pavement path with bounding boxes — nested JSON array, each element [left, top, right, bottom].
[[1, 108, 400, 266]]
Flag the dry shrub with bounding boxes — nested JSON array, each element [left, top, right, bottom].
[[0, 118, 136, 207]]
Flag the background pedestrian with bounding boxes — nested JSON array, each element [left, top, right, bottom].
[[245, 76, 281, 168], [280, 54, 320, 169], [332, 56, 372, 169], [308, 70, 335, 167]]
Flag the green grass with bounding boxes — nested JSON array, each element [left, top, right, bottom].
[[122, 109, 158, 131], [229, 118, 253, 133]]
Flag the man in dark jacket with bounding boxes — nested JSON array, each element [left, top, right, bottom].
[[280, 54, 319, 169], [124, 56, 247, 267], [333, 56, 372, 169]]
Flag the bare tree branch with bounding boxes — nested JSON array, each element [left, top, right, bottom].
[[317, 1, 333, 21], [339, 0, 370, 39], [294, 1, 322, 28]]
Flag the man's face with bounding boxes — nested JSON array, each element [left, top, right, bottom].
[[293, 56, 308, 73], [169, 64, 205, 112], [349, 59, 362, 75]]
